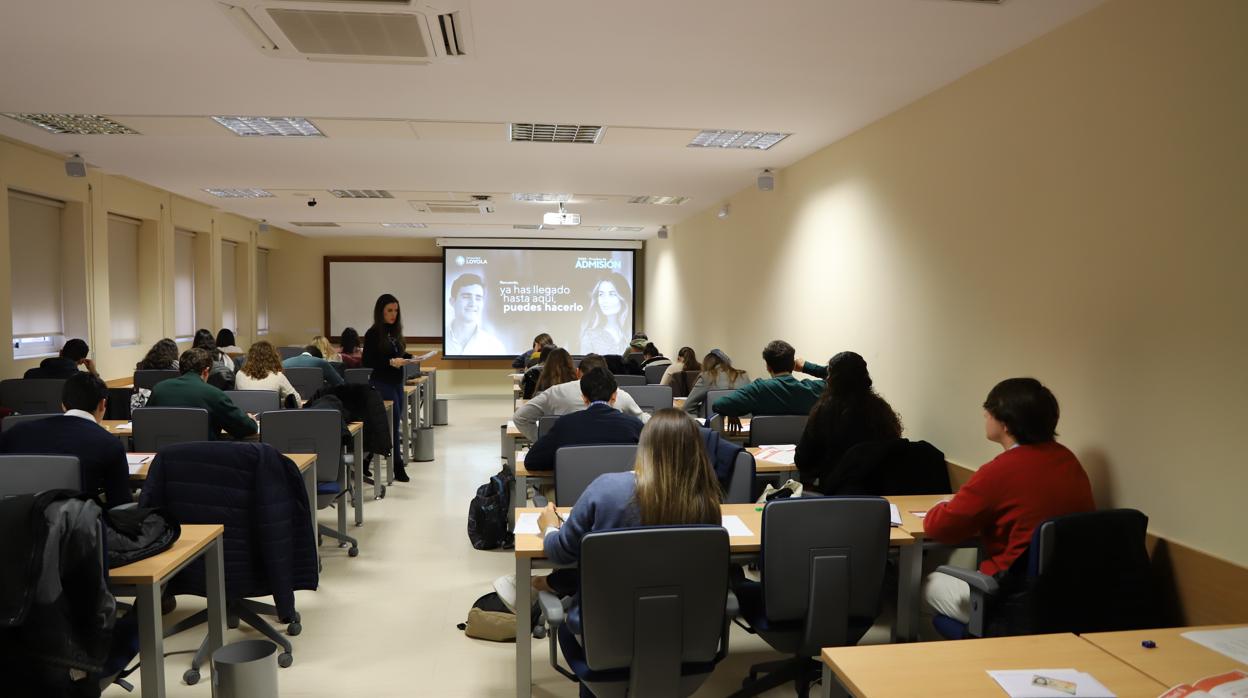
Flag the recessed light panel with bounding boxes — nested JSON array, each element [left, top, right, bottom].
[[3, 113, 139, 135], [512, 193, 573, 203], [290, 221, 340, 227], [380, 222, 427, 228], [212, 116, 323, 137], [627, 195, 689, 205], [203, 188, 275, 198], [688, 129, 790, 150], [509, 123, 602, 144], [597, 226, 644, 232], [330, 189, 393, 199]]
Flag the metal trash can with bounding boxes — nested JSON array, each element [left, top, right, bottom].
[[211, 640, 279, 698], [414, 426, 435, 462], [433, 398, 449, 426]]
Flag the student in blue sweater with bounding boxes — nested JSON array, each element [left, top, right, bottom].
[[536, 409, 722, 696]]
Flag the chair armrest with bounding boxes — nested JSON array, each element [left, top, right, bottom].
[[935, 565, 998, 595], [537, 590, 564, 628], [112, 502, 139, 511]]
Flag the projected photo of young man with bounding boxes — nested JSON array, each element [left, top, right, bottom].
[[446, 272, 506, 356], [578, 272, 632, 355]]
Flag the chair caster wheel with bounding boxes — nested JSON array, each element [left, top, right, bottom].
[[184, 669, 200, 685], [278, 653, 293, 668], [348, 546, 359, 557], [288, 622, 302, 636], [291, 611, 301, 622], [379, 486, 387, 499]]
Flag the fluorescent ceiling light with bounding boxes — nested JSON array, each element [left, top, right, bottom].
[[3, 113, 139, 135], [381, 222, 427, 228], [290, 221, 340, 227], [688, 129, 790, 150], [627, 195, 689, 205], [509, 123, 602, 144], [330, 189, 393, 199], [212, 116, 324, 137], [203, 188, 275, 198], [512, 193, 573, 203], [597, 226, 644, 232]]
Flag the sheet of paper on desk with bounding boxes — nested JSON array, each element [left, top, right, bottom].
[[125, 454, 151, 465], [1182, 627, 1248, 665], [720, 515, 753, 538], [755, 445, 796, 464], [514, 512, 541, 535], [507, 420, 517, 430], [987, 669, 1115, 697], [889, 503, 902, 527], [115, 421, 132, 432]]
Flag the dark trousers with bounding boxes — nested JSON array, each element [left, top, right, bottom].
[[370, 378, 405, 468]]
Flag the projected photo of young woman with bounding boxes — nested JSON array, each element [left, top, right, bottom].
[[578, 272, 632, 355], [446, 272, 507, 356]]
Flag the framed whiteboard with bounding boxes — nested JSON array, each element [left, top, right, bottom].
[[324, 256, 443, 342]]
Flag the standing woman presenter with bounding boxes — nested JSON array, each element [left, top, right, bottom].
[[363, 293, 415, 482]]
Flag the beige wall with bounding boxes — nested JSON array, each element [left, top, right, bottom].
[[646, 0, 1248, 564]]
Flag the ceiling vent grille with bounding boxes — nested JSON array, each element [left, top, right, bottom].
[[410, 200, 495, 214], [597, 226, 644, 232], [204, 188, 275, 198], [509, 123, 603, 144], [290, 221, 341, 227], [437, 13, 466, 56], [330, 189, 393, 199]]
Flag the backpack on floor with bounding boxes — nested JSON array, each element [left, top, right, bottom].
[[467, 468, 514, 550], [457, 592, 541, 642]]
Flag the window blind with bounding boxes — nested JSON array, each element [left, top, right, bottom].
[[8, 191, 65, 338], [221, 241, 238, 331], [174, 229, 197, 339], [256, 248, 270, 333], [107, 214, 141, 345]]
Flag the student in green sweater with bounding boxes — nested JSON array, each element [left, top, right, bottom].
[[710, 340, 825, 419], [147, 347, 258, 439]]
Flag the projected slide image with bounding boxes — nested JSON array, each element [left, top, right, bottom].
[[444, 248, 635, 358]]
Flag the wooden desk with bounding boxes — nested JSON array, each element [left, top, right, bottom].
[[1082, 625, 1248, 688], [883, 493, 953, 641], [747, 445, 798, 475], [347, 421, 367, 523], [886, 493, 950, 540], [110, 524, 226, 698], [821, 633, 1167, 698]]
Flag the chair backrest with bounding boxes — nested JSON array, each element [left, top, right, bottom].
[[619, 385, 673, 414], [260, 409, 342, 485], [579, 527, 729, 692], [624, 351, 643, 366], [643, 363, 668, 384], [0, 378, 67, 414], [344, 368, 373, 385], [672, 370, 701, 398], [554, 444, 638, 506], [131, 407, 211, 452], [284, 367, 324, 401], [760, 497, 890, 652], [224, 390, 281, 415], [133, 369, 179, 391], [829, 439, 951, 496], [329, 361, 346, 379], [724, 449, 755, 504], [748, 415, 808, 447], [611, 374, 646, 387], [1, 413, 57, 433], [537, 415, 561, 439], [278, 346, 305, 361], [704, 389, 737, 419], [0, 454, 82, 497]]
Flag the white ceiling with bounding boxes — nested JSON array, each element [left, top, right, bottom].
[[0, 0, 1103, 239]]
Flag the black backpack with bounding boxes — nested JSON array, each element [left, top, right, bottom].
[[468, 468, 514, 550]]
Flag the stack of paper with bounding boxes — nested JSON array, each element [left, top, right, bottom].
[[514, 512, 541, 535], [987, 669, 1116, 697], [1181, 627, 1248, 665], [755, 445, 796, 465], [720, 515, 754, 538], [114, 421, 133, 432]]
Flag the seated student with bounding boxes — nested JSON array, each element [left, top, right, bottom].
[[659, 346, 700, 386], [136, 338, 180, 371], [530, 347, 577, 399], [283, 340, 345, 387], [215, 328, 243, 355], [639, 342, 672, 372], [23, 338, 97, 379], [338, 327, 363, 368], [707, 340, 822, 417], [0, 372, 132, 508], [794, 351, 903, 490], [512, 354, 649, 441], [311, 335, 341, 363], [236, 341, 302, 405], [192, 328, 235, 389], [512, 333, 553, 370], [921, 378, 1094, 629], [536, 409, 721, 656], [519, 344, 553, 400], [147, 348, 258, 439], [683, 349, 751, 416], [523, 368, 645, 472]]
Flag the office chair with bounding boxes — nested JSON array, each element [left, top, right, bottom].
[[537, 415, 561, 439], [0, 378, 67, 414], [748, 415, 808, 447], [0, 412, 56, 433], [724, 449, 756, 504], [624, 351, 644, 366], [131, 407, 211, 452], [672, 370, 701, 398], [284, 367, 324, 402], [277, 346, 304, 361], [224, 390, 281, 415], [0, 454, 81, 496], [133, 370, 179, 391], [611, 374, 646, 387], [261, 409, 357, 557], [344, 368, 373, 385], [933, 508, 1160, 639], [704, 389, 738, 419], [619, 384, 674, 413], [643, 363, 669, 384], [537, 527, 735, 697], [731, 497, 890, 697], [554, 444, 638, 506]]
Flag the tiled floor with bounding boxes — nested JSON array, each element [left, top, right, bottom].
[[105, 397, 890, 697]]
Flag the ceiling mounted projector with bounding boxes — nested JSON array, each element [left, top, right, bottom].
[[543, 202, 581, 226]]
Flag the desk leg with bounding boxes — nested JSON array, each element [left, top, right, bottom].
[[304, 463, 319, 566], [400, 400, 410, 466], [353, 430, 364, 526], [514, 474, 527, 522], [896, 543, 922, 642], [136, 582, 165, 698], [515, 555, 532, 698], [205, 538, 227, 657], [384, 402, 394, 487], [822, 662, 849, 698]]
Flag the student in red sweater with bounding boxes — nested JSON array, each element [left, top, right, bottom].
[[922, 377, 1094, 629]]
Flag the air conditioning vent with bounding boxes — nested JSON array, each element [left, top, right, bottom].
[[437, 13, 465, 56], [409, 200, 494, 214], [509, 123, 603, 144], [290, 221, 340, 227], [330, 189, 393, 199]]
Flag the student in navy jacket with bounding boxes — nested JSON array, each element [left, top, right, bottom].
[[22, 338, 97, 379], [0, 372, 132, 508], [523, 368, 644, 472]]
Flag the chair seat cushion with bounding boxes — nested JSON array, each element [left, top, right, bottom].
[[316, 481, 343, 495], [557, 624, 718, 684]]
